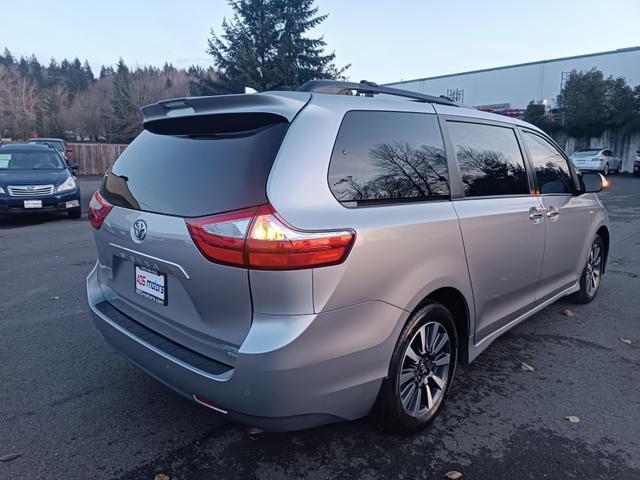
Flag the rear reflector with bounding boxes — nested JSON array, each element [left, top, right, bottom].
[[186, 204, 355, 270], [193, 394, 228, 414], [88, 191, 113, 230]]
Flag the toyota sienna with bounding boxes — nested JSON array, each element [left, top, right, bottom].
[[87, 80, 609, 433]]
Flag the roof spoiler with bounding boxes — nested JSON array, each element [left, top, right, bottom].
[[140, 92, 311, 126], [297, 80, 462, 107]]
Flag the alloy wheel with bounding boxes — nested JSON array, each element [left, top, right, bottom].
[[585, 242, 603, 297], [398, 321, 451, 417]]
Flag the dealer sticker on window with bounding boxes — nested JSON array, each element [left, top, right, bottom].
[[134, 265, 167, 305], [0, 154, 10, 168]]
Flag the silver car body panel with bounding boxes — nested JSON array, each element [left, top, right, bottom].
[[88, 90, 610, 430]]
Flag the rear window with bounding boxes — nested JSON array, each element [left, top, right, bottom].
[[328, 111, 449, 206], [28, 140, 65, 151], [101, 116, 288, 218], [572, 150, 600, 157]]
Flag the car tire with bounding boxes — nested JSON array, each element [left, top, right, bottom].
[[371, 301, 457, 434], [603, 163, 610, 176], [616, 162, 622, 174], [68, 206, 82, 219], [570, 235, 604, 304]]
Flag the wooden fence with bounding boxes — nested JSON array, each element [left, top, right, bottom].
[[70, 143, 128, 175]]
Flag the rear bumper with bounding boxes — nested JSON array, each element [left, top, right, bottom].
[[87, 262, 406, 431], [0, 190, 80, 214]]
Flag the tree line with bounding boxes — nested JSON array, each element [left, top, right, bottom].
[[525, 68, 640, 138], [0, 50, 198, 143], [0, 0, 345, 144]]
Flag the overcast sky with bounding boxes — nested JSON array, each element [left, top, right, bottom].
[[3, 0, 640, 84]]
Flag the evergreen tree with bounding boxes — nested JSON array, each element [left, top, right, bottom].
[[18, 56, 29, 76], [99, 65, 114, 79], [199, 0, 345, 94], [82, 60, 95, 84], [110, 58, 140, 142], [1, 47, 14, 65], [46, 58, 62, 87], [200, 0, 279, 94], [271, 0, 339, 90], [29, 55, 44, 86]]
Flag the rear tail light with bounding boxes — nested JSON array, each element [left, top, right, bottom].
[[186, 204, 355, 270], [88, 191, 113, 230]]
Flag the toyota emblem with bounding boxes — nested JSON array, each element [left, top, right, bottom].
[[132, 219, 147, 242]]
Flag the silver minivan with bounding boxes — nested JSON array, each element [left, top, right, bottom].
[[87, 80, 609, 433]]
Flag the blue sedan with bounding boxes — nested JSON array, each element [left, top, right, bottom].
[[0, 144, 82, 218]]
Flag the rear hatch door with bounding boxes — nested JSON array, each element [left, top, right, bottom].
[[94, 92, 309, 366]]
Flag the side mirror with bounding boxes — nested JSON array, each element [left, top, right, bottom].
[[581, 172, 607, 193], [68, 162, 80, 171]]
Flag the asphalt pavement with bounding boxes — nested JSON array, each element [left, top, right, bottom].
[[1, 176, 639, 480]]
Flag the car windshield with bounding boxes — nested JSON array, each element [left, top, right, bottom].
[[0, 151, 66, 170], [572, 150, 601, 157], [28, 140, 64, 151]]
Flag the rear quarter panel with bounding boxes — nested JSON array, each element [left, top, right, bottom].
[[266, 96, 474, 322]]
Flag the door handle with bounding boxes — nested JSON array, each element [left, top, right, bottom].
[[529, 207, 544, 224], [546, 206, 560, 221]]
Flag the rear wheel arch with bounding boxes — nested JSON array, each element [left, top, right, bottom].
[[414, 287, 471, 366]]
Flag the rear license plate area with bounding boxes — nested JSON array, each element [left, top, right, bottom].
[[135, 265, 167, 305]]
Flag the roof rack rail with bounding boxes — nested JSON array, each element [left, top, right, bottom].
[[296, 79, 461, 107]]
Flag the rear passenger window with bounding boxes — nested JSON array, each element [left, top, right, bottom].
[[328, 111, 449, 205], [447, 122, 529, 197], [522, 131, 574, 194]]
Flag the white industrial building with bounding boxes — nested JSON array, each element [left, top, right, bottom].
[[387, 46, 640, 111]]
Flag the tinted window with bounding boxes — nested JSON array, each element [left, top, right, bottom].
[[573, 150, 600, 157], [522, 131, 574, 194], [328, 111, 449, 205], [447, 122, 529, 197], [101, 118, 288, 217], [28, 140, 65, 151]]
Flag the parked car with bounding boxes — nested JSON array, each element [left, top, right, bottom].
[[27, 137, 73, 162], [86, 80, 609, 434], [634, 150, 640, 177], [570, 148, 622, 175], [0, 143, 81, 218]]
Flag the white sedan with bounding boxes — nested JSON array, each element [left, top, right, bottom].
[[570, 149, 622, 176]]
